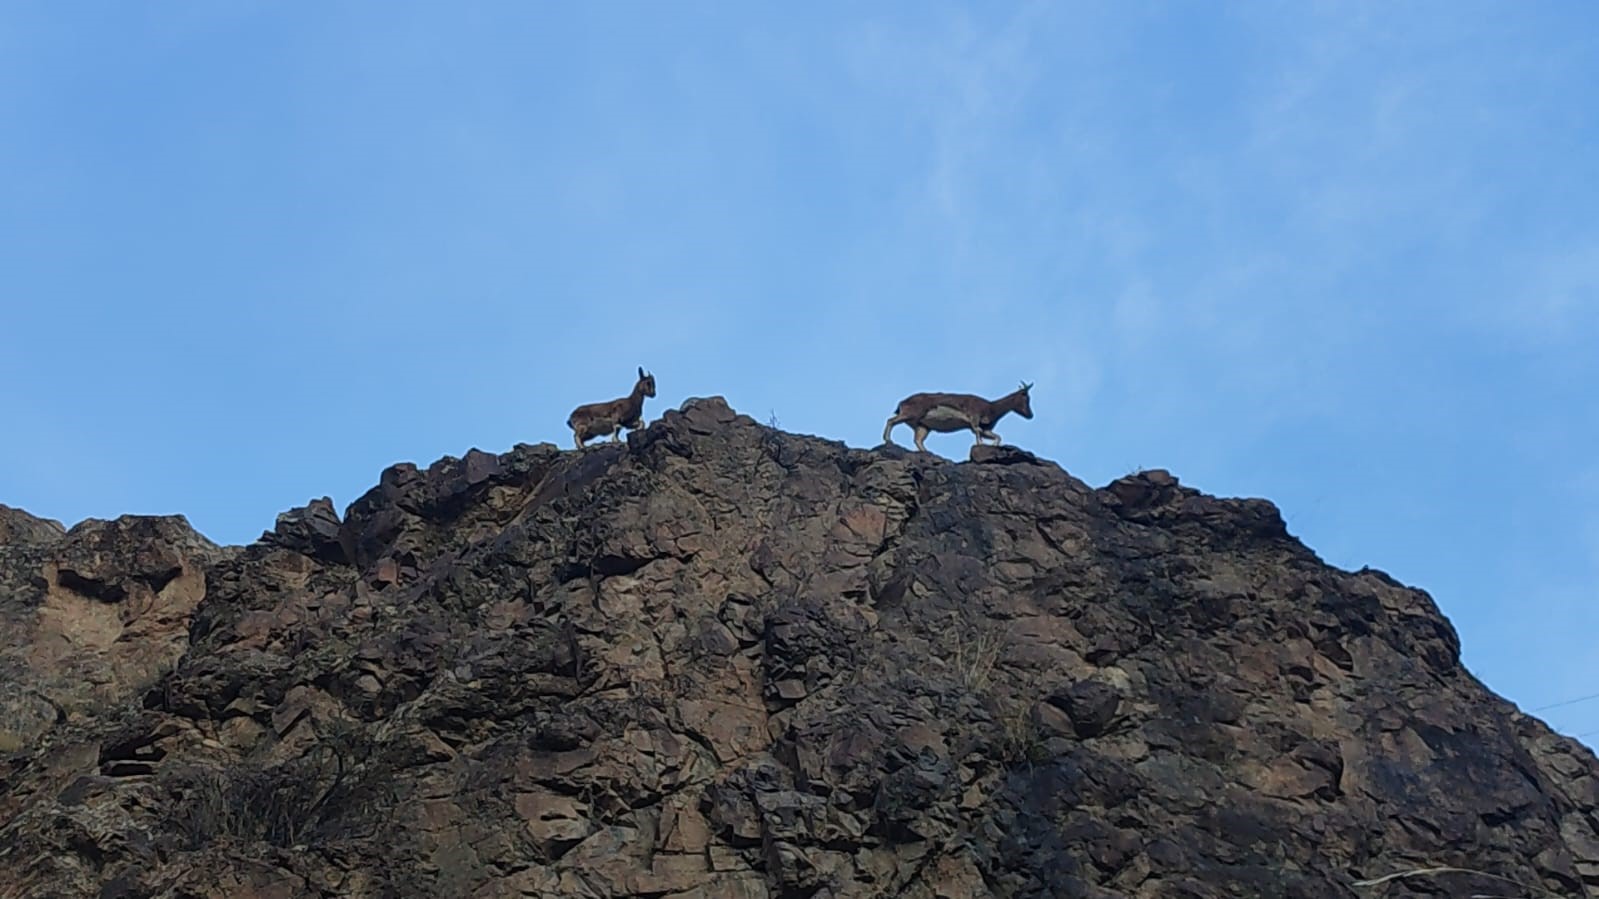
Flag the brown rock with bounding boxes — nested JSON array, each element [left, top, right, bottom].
[[0, 514, 214, 752], [514, 789, 591, 852]]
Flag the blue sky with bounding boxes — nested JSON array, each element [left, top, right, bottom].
[[2, 2, 1596, 737]]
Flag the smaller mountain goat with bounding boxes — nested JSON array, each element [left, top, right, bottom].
[[567, 367, 657, 449], [882, 382, 1033, 453]]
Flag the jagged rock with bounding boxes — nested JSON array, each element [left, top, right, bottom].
[[968, 444, 1044, 466], [1048, 680, 1122, 738], [0, 504, 65, 546], [0, 399, 1596, 898], [265, 496, 346, 563]]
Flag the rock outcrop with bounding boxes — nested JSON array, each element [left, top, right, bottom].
[[0, 398, 1595, 898], [0, 507, 216, 757]]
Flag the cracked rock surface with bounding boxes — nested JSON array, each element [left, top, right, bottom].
[[1, 398, 1596, 898]]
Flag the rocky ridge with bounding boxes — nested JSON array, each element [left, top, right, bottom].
[[0, 398, 1595, 898]]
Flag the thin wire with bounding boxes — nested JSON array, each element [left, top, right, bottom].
[[1529, 692, 1599, 712]]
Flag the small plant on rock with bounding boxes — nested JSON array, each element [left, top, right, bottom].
[[948, 610, 1010, 693], [167, 713, 398, 850]]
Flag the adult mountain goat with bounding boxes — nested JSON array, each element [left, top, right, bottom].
[[882, 382, 1033, 453], [567, 367, 657, 449]]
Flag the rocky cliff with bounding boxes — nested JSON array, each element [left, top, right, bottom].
[[1, 397, 1596, 899]]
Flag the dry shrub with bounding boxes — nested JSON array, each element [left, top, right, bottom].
[[168, 717, 398, 849]]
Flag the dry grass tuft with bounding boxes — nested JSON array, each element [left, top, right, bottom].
[[949, 612, 1010, 692], [1351, 864, 1560, 898]]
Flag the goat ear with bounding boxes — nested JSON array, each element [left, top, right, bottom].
[[638, 366, 646, 379]]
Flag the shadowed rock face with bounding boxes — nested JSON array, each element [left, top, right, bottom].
[[0, 505, 66, 547], [0, 397, 1595, 899]]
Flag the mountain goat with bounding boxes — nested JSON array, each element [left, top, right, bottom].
[[883, 382, 1033, 452], [567, 367, 657, 448]]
